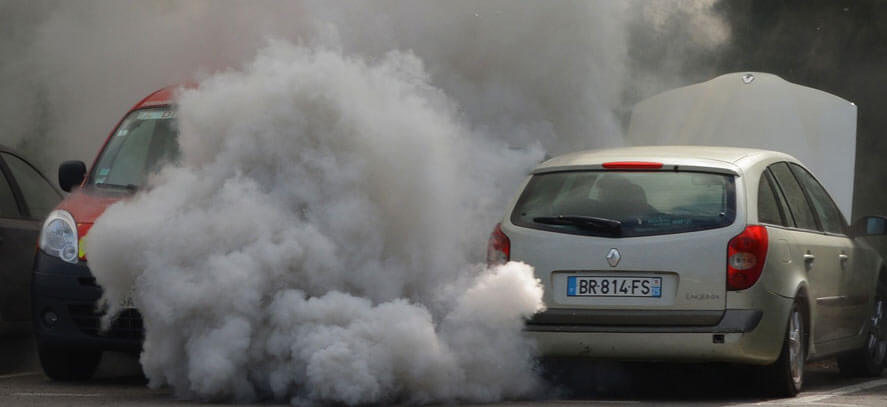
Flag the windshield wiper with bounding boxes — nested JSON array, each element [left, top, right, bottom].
[[533, 215, 622, 235], [94, 183, 139, 192]]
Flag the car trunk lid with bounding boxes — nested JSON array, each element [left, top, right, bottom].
[[505, 168, 747, 323]]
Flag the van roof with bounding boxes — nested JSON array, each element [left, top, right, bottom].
[[130, 83, 197, 110]]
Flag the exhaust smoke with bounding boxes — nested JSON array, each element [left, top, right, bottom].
[[86, 43, 545, 404]]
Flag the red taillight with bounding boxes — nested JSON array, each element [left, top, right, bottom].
[[602, 161, 663, 170], [727, 225, 768, 291], [486, 223, 510, 266]]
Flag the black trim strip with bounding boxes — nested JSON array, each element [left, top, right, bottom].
[[528, 309, 724, 326], [524, 309, 763, 334]]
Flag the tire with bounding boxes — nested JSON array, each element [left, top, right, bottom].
[[37, 344, 101, 381], [838, 274, 887, 377], [763, 301, 806, 397]]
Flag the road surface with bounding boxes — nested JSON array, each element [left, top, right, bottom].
[[2, 335, 886, 406]]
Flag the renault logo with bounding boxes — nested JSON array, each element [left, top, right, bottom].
[[606, 248, 621, 267]]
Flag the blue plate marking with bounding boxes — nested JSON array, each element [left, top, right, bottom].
[[567, 276, 577, 296]]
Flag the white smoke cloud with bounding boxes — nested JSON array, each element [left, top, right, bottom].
[[625, 0, 731, 106], [303, 1, 632, 152], [87, 43, 544, 404], [640, 0, 729, 49]]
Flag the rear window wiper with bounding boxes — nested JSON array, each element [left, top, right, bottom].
[[93, 182, 139, 192], [533, 215, 622, 235]]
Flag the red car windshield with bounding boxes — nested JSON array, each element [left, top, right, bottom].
[[88, 108, 179, 190]]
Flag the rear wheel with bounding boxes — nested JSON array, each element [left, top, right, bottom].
[[37, 344, 101, 381], [838, 274, 887, 377], [763, 301, 805, 397]]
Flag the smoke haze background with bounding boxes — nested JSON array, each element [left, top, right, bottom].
[[1, 0, 737, 405], [0, 0, 728, 172]]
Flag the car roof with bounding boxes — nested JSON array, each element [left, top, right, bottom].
[[130, 82, 196, 110], [534, 146, 797, 175], [0, 144, 34, 159]]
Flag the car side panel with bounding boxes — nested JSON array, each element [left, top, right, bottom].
[[735, 225, 817, 356], [744, 156, 869, 348], [804, 239, 880, 358], [843, 239, 883, 340], [804, 232, 853, 343], [0, 218, 40, 323]]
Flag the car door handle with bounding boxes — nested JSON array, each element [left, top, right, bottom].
[[839, 253, 849, 262], [803, 253, 816, 263]]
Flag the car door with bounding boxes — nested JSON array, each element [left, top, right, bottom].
[[0, 152, 61, 324], [788, 163, 863, 340], [0, 162, 30, 327], [768, 162, 848, 343]]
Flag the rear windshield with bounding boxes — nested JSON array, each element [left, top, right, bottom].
[[88, 107, 179, 190], [510, 171, 736, 237]]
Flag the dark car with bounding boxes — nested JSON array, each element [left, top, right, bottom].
[[32, 86, 180, 380], [0, 146, 62, 337]]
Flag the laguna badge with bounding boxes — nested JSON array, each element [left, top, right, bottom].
[[606, 248, 621, 267]]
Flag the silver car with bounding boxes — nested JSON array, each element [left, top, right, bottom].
[[489, 146, 887, 397]]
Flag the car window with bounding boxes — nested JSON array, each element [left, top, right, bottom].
[[758, 170, 787, 226], [0, 167, 21, 218], [511, 170, 736, 237], [2, 152, 61, 219], [789, 163, 846, 234], [769, 162, 818, 231], [89, 108, 179, 188]]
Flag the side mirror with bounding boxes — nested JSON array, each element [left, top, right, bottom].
[[58, 160, 86, 192], [852, 215, 887, 236]]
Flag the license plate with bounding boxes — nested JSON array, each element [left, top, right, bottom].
[[119, 296, 136, 309], [567, 276, 661, 297]]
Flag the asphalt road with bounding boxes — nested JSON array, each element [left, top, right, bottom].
[[2, 335, 887, 406]]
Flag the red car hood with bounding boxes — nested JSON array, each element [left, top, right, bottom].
[[57, 188, 127, 225], [56, 187, 132, 260]]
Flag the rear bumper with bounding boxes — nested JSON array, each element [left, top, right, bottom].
[[31, 251, 142, 353], [525, 296, 793, 365], [526, 309, 762, 333]]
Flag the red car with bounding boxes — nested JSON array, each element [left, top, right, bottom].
[[33, 86, 180, 380]]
